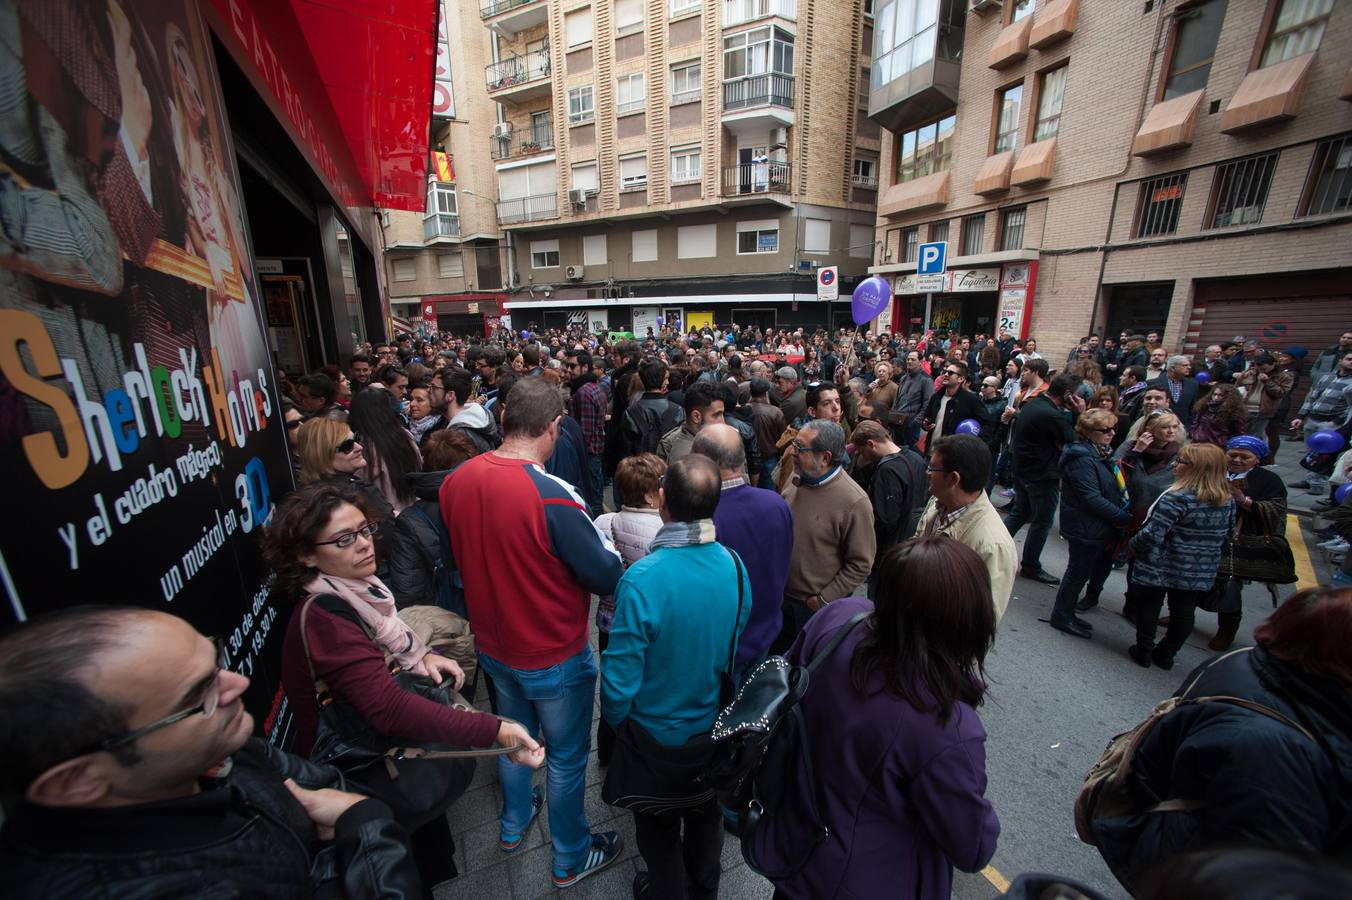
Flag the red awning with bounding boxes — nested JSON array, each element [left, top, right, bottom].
[[208, 0, 437, 213]]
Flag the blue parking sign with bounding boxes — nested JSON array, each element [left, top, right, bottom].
[[918, 241, 947, 275]]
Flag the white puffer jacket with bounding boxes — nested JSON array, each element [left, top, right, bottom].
[[592, 507, 662, 631]]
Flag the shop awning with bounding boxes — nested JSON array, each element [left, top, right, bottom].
[[208, 0, 439, 214]]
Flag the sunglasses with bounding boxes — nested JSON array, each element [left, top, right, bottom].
[[334, 437, 359, 455], [943, 369, 963, 377], [1093, 427, 1116, 434]]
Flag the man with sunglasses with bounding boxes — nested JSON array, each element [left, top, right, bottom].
[[920, 361, 989, 447], [0, 606, 421, 898]]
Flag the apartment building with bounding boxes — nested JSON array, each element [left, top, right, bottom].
[[867, 0, 1352, 362], [382, 0, 512, 337], [470, 0, 880, 335]]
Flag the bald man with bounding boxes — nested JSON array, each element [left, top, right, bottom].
[[691, 424, 794, 678]]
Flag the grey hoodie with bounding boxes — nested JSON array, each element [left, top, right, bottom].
[[449, 403, 500, 453]]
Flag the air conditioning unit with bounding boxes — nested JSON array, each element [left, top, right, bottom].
[[568, 187, 589, 206], [566, 265, 585, 281], [969, 0, 1002, 14], [771, 127, 788, 148], [491, 121, 513, 140]]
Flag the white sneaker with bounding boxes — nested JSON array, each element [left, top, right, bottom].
[[1321, 538, 1351, 553]]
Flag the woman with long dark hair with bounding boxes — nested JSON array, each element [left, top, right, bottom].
[[349, 389, 421, 512], [749, 536, 1000, 899], [1190, 382, 1248, 448]]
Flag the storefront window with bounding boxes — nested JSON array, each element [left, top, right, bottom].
[[334, 221, 366, 345]]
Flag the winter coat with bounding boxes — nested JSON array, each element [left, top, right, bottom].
[[1095, 647, 1352, 891], [385, 469, 454, 609], [867, 448, 928, 553], [922, 387, 991, 441], [1058, 441, 1130, 544], [449, 403, 500, 454], [1128, 490, 1235, 591], [592, 507, 663, 632], [1009, 394, 1077, 483]]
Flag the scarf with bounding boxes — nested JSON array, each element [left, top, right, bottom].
[[1140, 440, 1180, 473], [648, 518, 717, 551], [1092, 441, 1129, 502], [409, 414, 442, 443], [307, 572, 430, 675]]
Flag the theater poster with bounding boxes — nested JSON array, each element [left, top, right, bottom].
[[0, 0, 296, 741]]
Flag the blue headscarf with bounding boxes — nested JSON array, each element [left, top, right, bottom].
[[1226, 435, 1269, 459]]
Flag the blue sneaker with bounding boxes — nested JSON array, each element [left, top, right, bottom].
[[498, 785, 543, 853], [552, 831, 623, 889]]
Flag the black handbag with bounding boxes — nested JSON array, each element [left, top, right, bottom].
[[299, 595, 518, 827], [1216, 512, 1298, 585], [1197, 575, 1242, 615], [600, 551, 745, 816]]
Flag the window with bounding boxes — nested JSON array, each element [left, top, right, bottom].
[[1207, 152, 1278, 228], [961, 214, 985, 255], [1260, 0, 1332, 68], [530, 239, 560, 268], [999, 207, 1026, 251], [1162, 0, 1227, 100], [864, 0, 874, 15], [620, 154, 648, 190], [565, 7, 593, 47], [994, 83, 1023, 154], [737, 219, 780, 253], [568, 85, 595, 124], [391, 257, 416, 281], [930, 220, 949, 244], [1033, 65, 1067, 142], [671, 62, 701, 103], [615, 0, 644, 33], [1135, 172, 1188, 237], [852, 158, 877, 188], [1299, 133, 1352, 217], [849, 223, 874, 258], [670, 0, 700, 14], [895, 114, 955, 184], [873, 0, 940, 90], [723, 26, 794, 79], [616, 72, 646, 115], [671, 145, 702, 182], [632, 229, 658, 262], [583, 233, 607, 266], [438, 253, 464, 279], [1010, 0, 1035, 22], [424, 180, 459, 238], [678, 224, 718, 258], [804, 218, 831, 253], [902, 227, 919, 262], [572, 162, 598, 193]]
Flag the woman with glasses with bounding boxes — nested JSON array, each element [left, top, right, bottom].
[[1127, 443, 1236, 670], [1109, 410, 1185, 620], [1047, 409, 1131, 639], [296, 416, 396, 523], [265, 482, 542, 892]]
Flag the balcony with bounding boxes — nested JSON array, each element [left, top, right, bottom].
[[423, 214, 461, 241], [851, 173, 879, 190], [869, 21, 964, 133], [722, 73, 795, 132], [721, 161, 792, 201], [722, 0, 796, 27], [485, 48, 551, 102], [479, 0, 548, 36], [496, 192, 559, 225], [490, 119, 554, 160]]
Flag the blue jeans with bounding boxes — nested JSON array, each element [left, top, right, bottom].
[[1051, 539, 1113, 626], [479, 646, 598, 871], [1003, 477, 1060, 572], [585, 454, 604, 517]]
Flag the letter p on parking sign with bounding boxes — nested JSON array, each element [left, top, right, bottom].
[[918, 241, 947, 275]]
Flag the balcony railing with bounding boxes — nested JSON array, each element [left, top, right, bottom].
[[423, 214, 461, 240], [480, 0, 540, 18], [851, 173, 878, 189], [721, 161, 792, 197], [723, 0, 796, 26], [490, 119, 554, 160], [496, 192, 559, 224], [671, 88, 701, 104], [722, 72, 794, 110], [486, 48, 551, 92]]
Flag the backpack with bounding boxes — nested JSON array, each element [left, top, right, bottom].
[[627, 399, 682, 455], [1074, 648, 1317, 850], [705, 610, 869, 878], [406, 504, 467, 619]]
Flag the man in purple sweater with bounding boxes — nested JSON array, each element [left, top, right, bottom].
[[692, 425, 793, 679]]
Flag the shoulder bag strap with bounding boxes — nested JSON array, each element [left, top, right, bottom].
[[725, 548, 746, 678], [806, 610, 872, 674]]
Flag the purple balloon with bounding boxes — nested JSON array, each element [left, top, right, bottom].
[[956, 418, 982, 435], [520, 330, 530, 339], [1194, 370, 1210, 383], [1308, 430, 1347, 454], [1336, 482, 1352, 505], [851, 275, 891, 325]]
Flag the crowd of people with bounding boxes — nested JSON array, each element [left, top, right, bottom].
[[1, 321, 1350, 899]]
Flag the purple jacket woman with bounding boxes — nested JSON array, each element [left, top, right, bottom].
[[749, 595, 999, 899]]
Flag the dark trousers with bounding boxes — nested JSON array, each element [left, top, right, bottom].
[[770, 597, 814, 656], [585, 454, 605, 517], [1051, 539, 1113, 626], [596, 630, 616, 766], [1003, 477, 1060, 572], [633, 801, 723, 900], [1132, 584, 1204, 660]]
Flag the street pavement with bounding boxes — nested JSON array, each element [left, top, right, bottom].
[[434, 436, 1339, 900]]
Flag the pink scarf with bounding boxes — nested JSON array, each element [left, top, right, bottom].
[[307, 573, 430, 676]]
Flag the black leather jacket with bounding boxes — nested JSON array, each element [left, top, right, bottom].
[[1, 738, 421, 899]]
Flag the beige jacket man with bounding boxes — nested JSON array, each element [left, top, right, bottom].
[[917, 492, 1016, 621]]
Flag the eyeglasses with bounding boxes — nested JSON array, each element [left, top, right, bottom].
[[94, 638, 228, 753], [334, 436, 359, 455], [791, 442, 822, 454], [925, 466, 951, 474], [314, 521, 379, 549], [1093, 427, 1116, 434]]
